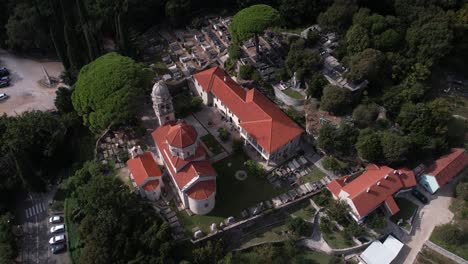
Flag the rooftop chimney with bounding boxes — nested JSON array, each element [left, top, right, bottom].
[[384, 174, 389, 179], [223, 76, 227, 82], [366, 187, 370, 193], [377, 181, 381, 186], [393, 170, 397, 174]]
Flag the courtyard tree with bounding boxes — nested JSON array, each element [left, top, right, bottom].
[[307, 73, 328, 98], [356, 129, 383, 162], [320, 85, 351, 114], [352, 104, 379, 128], [229, 4, 280, 55], [380, 131, 408, 163], [317, 1, 358, 33], [71, 52, 150, 133], [346, 48, 386, 83], [287, 217, 309, 236], [345, 24, 369, 55]]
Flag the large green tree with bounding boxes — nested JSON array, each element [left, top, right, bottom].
[[317, 1, 358, 33], [72, 52, 149, 133], [229, 4, 280, 54], [356, 129, 383, 162], [346, 48, 386, 83], [320, 85, 351, 114], [285, 39, 321, 80]]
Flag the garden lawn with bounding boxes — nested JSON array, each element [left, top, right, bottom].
[[200, 134, 224, 156], [177, 152, 288, 234], [288, 201, 316, 220], [65, 198, 82, 264], [301, 250, 334, 264], [240, 223, 290, 248], [300, 166, 326, 184], [415, 246, 458, 264], [283, 88, 305, 99], [390, 197, 418, 225], [323, 228, 355, 249]]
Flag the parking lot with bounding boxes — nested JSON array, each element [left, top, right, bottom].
[[16, 190, 70, 264], [0, 49, 63, 116]]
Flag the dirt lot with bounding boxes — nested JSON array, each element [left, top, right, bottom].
[[0, 49, 64, 116]]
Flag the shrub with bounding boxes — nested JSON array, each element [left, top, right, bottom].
[[232, 138, 244, 153], [217, 127, 231, 141], [245, 160, 265, 178], [287, 217, 309, 236], [322, 156, 340, 171]]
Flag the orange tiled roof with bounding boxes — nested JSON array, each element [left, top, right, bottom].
[[152, 122, 216, 197], [326, 164, 417, 219], [426, 148, 468, 187], [186, 180, 216, 200], [193, 67, 304, 153], [143, 180, 160, 191], [127, 152, 162, 187], [166, 121, 198, 148], [384, 196, 400, 215]]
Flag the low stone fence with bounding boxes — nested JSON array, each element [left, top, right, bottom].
[[190, 188, 322, 244], [273, 86, 305, 106], [425, 241, 468, 264], [331, 241, 372, 255]]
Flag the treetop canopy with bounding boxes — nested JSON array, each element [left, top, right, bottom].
[[229, 4, 280, 43]]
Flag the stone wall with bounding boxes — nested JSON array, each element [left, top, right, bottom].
[[273, 86, 306, 106]]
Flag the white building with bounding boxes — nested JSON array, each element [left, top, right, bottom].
[[127, 151, 163, 201], [192, 66, 304, 165], [152, 80, 175, 126]]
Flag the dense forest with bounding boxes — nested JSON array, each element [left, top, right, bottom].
[[0, 0, 467, 263]]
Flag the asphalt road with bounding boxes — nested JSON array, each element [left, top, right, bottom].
[[16, 190, 70, 264]]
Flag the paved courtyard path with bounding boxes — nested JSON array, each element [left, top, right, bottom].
[[394, 184, 455, 264]]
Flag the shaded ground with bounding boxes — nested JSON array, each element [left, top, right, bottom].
[[415, 245, 458, 264], [0, 49, 64, 115], [390, 197, 418, 226], [177, 152, 287, 234]]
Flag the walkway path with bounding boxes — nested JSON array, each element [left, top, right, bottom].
[[299, 210, 332, 254], [393, 184, 455, 264]]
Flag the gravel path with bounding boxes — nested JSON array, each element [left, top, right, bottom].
[[0, 49, 63, 115]]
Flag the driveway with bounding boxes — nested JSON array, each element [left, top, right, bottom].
[[393, 184, 455, 264], [0, 49, 63, 115]]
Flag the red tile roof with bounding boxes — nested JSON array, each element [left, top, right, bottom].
[[426, 148, 468, 187], [127, 152, 162, 187], [327, 176, 346, 197], [384, 196, 400, 215], [166, 121, 198, 148], [152, 122, 216, 195], [143, 180, 160, 191], [186, 180, 216, 200], [326, 164, 417, 219], [193, 67, 304, 153]]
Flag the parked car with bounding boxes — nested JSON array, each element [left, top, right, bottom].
[[0, 67, 9, 77], [50, 224, 65, 234], [51, 244, 66, 254], [412, 189, 429, 204], [49, 234, 65, 245], [0, 93, 9, 101], [49, 216, 63, 224], [0, 80, 9, 88], [0, 76, 9, 82]]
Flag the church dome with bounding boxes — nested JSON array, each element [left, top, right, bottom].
[[152, 80, 171, 100], [166, 121, 198, 148]]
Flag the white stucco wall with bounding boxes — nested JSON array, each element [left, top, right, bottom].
[[188, 191, 216, 215], [168, 141, 199, 161]]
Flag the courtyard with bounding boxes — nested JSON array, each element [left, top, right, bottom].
[[177, 151, 288, 234], [390, 197, 419, 227]]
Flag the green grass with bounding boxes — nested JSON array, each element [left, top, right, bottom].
[[65, 198, 82, 264], [177, 152, 288, 234], [288, 201, 316, 220], [323, 227, 355, 249], [240, 223, 290, 248], [283, 88, 305, 99], [301, 250, 334, 264], [300, 166, 326, 184], [200, 134, 224, 156], [390, 197, 418, 225], [415, 246, 458, 264]]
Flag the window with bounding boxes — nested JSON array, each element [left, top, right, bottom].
[[204, 203, 209, 208], [187, 152, 190, 156]]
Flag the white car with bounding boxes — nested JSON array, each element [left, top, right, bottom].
[[49, 234, 65, 245], [50, 224, 65, 234], [0, 93, 8, 101], [49, 216, 63, 224]]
